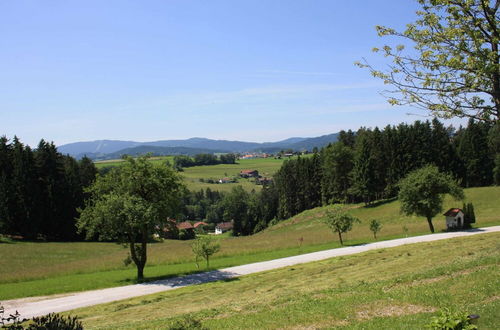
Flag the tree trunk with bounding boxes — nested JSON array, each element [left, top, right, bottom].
[[338, 231, 344, 245], [137, 263, 144, 280], [426, 216, 435, 233]]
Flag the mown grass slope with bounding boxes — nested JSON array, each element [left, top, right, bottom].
[[1, 186, 498, 300], [71, 232, 500, 329]]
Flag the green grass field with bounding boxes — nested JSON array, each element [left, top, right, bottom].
[[94, 156, 291, 192], [1, 186, 498, 301], [70, 232, 500, 329]]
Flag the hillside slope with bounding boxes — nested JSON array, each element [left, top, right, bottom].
[[73, 232, 500, 329], [1, 186, 497, 301]]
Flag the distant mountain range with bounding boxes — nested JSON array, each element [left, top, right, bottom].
[[58, 134, 339, 160]]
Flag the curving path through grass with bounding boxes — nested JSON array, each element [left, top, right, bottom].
[[3, 226, 499, 321]]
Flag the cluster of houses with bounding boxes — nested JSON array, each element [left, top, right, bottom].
[[239, 153, 271, 159], [160, 219, 234, 239], [217, 169, 273, 186]]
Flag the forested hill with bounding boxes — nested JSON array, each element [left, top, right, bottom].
[[58, 134, 339, 159], [101, 145, 230, 160]]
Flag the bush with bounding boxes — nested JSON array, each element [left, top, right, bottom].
[[29, 313, 83, 329], [427, 309, 477, 329], [1, 303, 82, 330], [178, 229, 196, 240], [168, 315, 206, 330]]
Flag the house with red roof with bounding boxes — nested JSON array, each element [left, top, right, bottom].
[[240, 169, 259, 178], [443, 208, 465, 229], [215, 221, 233, 235]]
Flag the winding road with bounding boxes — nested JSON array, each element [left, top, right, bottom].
[[2, 226, 499, 320]]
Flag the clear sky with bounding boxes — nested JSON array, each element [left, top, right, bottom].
[[0, 0, 465, 147]]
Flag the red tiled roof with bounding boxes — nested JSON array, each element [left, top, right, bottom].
[[193, 221, 208, 228], [177, 221, 194, 230], [443, 208, 463, 217], [240, 169, 257, 174], [216, 222, 233, 230]]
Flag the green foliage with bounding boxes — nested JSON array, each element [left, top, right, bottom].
[[0, 303, 83, 330], [77, 155, 184, 279], [324, 206, 360, 245], [191, 236, 220, 268], [178, 229, 196, 241], [168, 315, 207, 330], [494, 154, 500, 185], [0, 136, 98, 241], [369, 219, 382, 239], [427, 308, 477, 330], [462, 203, 476, 227], [29, 313, 83, 330], [358, 0, 500, 122], [398, 165, 464, 233]]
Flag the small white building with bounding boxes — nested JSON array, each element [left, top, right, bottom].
[[443, 208, 465, 229], [215, 221, 233, 235]]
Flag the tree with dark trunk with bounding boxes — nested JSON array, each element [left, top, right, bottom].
[[77, 155, 183, 280], [398, 165, 464, 233]]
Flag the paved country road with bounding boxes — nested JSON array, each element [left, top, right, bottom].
[[2, 226, 499, 320]]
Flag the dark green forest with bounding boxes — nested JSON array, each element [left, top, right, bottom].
[[1, 119, 499, 240], [0, 137, 97, 240]]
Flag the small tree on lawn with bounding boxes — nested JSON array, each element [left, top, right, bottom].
[[191, 235, 220, 268], [77, 155, 184, 280], [369, 219, 382, 239], [398, 165, 464, 233], [324, 206, 360, 245]]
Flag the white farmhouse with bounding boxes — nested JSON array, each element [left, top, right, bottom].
[[443, 208, 465, 230]]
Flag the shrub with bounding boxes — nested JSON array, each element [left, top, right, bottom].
[[168, 315, 206, 330], [427, 309, 477, 330]]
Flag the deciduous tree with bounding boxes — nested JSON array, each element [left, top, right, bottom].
[[398, 165, 464, 233], [77, 155, 183, 280], [358, 0, 500, 122], [324, 206, 360, 245]]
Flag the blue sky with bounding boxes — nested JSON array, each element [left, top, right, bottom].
[[0, 0, 464, 147]]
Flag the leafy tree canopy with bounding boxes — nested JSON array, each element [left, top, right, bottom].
[[77, 155, 184, 279], [398, 165, 464, 233], [357, 0, 500, 122], [324, 205, 360, 245]]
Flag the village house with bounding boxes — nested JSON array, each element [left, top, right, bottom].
[[215, 221, 233, 235], [218, 177, 235, 184], [240, 169, 259, 178], [443, 208, 465, 230], [256, 177, 273, 185]]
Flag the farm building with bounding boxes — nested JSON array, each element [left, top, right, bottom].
[[218, 177, 235, 184], [256, 177, 273, 185], [240, 169, 259, 178], [193, 221, 208, 229], [215, 221, 233, 234], [443, 208, 465, 230]]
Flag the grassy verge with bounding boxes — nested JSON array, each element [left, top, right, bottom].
[[1, 186, 498, 300], [70, 232, 500, 329], [0, 232, 424, 300]]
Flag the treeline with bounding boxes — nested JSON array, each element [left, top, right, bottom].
[[173, 153, 236, 169], [179, 185, 278, 236], [0, 137, 97, 240], [274, 119, 499, 221], [171, 119, 499, 237]]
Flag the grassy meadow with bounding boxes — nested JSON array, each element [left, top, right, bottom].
[[71, 232, 500, 329], [1, 186, 498, 301], [95, 156, 291, 192]]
